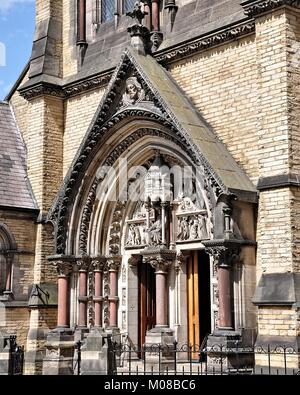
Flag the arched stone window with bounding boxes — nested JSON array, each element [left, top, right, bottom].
[[0, 224, 16, 297]]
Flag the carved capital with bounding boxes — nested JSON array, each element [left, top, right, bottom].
[[128, 254, 141, 268], [203, 240, 241, 268], [91, 256, 106, 272], [76, 256, 91, 272], [107, 257, 122, 272], [175, 251, 189, 272], [52, 260, 73, 277], [143, 256, 171, 274]]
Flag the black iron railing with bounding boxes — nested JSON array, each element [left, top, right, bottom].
[[8, 336, 24, 376], [73, 339, 300, 376]]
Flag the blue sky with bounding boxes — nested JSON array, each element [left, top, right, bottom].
[[0, 0, 35, 100]]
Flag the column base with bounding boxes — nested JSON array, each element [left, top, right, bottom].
[[206, 330, 254, 373], [42, 330, 75, 375]]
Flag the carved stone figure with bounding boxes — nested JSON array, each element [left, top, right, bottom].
[[122, 77, 145, 106], [190, 219, 199, 240], [177, 217, 190, 240], [147, 218, 162, 246], [198, 214, 207, 239]]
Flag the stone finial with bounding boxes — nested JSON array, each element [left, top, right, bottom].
[[126, 2, 150, 54], [126, 1, 148, 24]]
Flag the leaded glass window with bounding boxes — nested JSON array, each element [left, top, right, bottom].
[[123, 0, 136, 14], [101, 0, 115, 22]]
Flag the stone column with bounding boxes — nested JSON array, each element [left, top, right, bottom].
[[150, 258, 170, 328], [54, 261, 73, 329], [151, 0, 159, 31], [92, 257, 105, 328], [218, 262, 233, 330], [143, 0, 151, 30], [107, 258, 121, 329], [76, 257, 90, 328]]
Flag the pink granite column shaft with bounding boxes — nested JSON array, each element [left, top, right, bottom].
[[218, 264, 233, 330], [58, 275, 69, 328], [78, 270, 88, 327], [94, 269, 103, 327], [151, 0, 159, 31], [108, 262, 120, 328], [144, 0, 151, 30], [155, 271, 166, 326]]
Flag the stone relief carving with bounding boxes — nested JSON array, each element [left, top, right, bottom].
[[122, 288, 126, 307], [177, 214, 208, 241], [176, 194, 208, 242], [121, 77, 146, 107]]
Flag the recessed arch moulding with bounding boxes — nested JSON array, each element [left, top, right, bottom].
[[46, 48, 258, 341]]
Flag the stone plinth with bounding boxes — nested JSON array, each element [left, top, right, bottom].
[[207, 330, 254, 373], [80, 330, 115, 375], [144, 328, 175, 373], [42, 330, 75, 375]]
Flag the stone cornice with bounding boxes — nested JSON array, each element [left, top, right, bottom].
[[18, 20, 255, 101], [155, 20, 255, 64], [241, 0, 300, 18]]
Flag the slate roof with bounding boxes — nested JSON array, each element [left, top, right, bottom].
[[130, 49, 257, 198], [0, 101, 38, 210]]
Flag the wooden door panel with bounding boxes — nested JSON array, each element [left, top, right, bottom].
[[187, 251, 200, 357]]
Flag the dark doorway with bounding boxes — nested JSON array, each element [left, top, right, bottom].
[[187, 250, 211, 356], [138, 262, 156, 348]]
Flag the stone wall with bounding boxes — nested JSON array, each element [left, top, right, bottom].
[[63, 88, 105, 175]]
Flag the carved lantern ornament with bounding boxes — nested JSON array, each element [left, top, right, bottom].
[[144, 153, 172, 203]]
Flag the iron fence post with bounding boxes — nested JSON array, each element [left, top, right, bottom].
[[174, 341, 177, 375], [268, 345, 271, 375]]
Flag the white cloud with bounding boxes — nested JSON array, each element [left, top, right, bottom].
[[0, 0, 35, 13]]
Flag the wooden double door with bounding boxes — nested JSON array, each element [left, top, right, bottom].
[[138, 263, 156, 348], [187, 250, 211, 354]]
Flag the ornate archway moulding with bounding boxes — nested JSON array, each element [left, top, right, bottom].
[[47, 47, 257, 255]]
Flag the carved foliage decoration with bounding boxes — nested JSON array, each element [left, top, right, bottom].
[[241, 0, 300, 18], [109, 201, 126, 256]]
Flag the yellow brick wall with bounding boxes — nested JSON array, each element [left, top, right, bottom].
[[63, 88, 105, 175], [256, 189, 293, 275], [169, 35, 259, 184], [258, 307, 297, 337], [1, 308, 31, 347]]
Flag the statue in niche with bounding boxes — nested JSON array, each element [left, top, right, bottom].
[[177, 217, 190, 240], [198, 215, 208, 238], [122, 77, 145, 106], [133, 225, 142, 245], [190, 218, 199, 240], [147, 217, 162, 246]]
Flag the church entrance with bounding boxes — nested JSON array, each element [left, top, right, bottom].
[[187, 250, 211, 357], [138, 262, 156, 348]]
